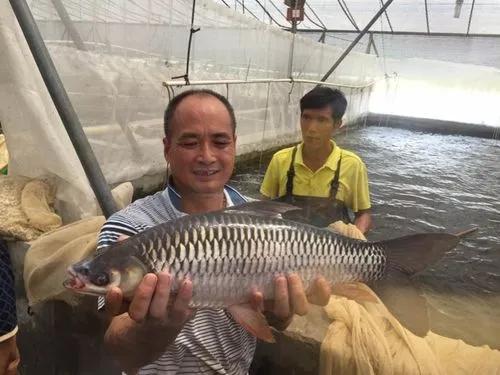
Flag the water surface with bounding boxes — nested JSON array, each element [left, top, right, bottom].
[[231, 126, 500, 348]]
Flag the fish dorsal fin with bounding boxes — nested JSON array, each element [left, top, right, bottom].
[[381, 233, 459, 276], [225, 201, 301, 219], [227, 303, 276, 343]]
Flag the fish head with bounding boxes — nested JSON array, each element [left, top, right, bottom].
[[63, 250, 148, 298]]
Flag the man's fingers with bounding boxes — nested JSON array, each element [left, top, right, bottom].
[[105, 286, 124, 317], [6, 354, 20, 375], [1, 337, 20, 375], [249, 291, 264, 312], [307, 277, 331, 306], [272, 276, 290, 319], [169, 279, 193, 327], [129, 274, 157, 323], [149, 272, 172, 320], [288, 274, 309, 316]]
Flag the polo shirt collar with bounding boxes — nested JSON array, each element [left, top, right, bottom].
[[161, 181, 233, 211], [296, 140, 341, 172]]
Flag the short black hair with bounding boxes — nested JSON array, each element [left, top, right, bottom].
[[300, 86, 347, 121], [163, 89, 236, 137]]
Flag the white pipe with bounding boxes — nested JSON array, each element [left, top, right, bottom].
[[162, 77, 377, 89]]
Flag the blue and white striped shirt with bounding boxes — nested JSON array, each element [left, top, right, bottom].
[[97, 185, 256, 374]]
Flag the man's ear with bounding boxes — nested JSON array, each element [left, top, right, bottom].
[[333, 119, 343, 130]]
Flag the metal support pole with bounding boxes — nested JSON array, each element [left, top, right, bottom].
[[318, 30, 326, 44], [9, 0, 119, 218], [172, 0, 199, 83], [379, 0, 394, 32], [466, 0, 476, 36], [319, 0, 394, 83], [424, 0, 430, 34], [51, 0, 87, 51], [287, 19, 297, 78], [365, 33, 379, 57]]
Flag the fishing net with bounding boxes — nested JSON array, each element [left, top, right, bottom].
[[320, 284, 500, 375], [319, 222, 500, 375], [0, 135, 8, 174], [0, 176, 61, 242]]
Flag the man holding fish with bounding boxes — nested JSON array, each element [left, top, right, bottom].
[[94, 89, 332, 374]]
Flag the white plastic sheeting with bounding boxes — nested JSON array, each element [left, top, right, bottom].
[[0, 0, 378, 220], [370, 58, 500, 127], [239, 0, 500, 128], [0, 0, 98, 222]]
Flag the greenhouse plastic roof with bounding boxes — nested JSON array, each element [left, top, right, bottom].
[[234, 0, 500, 35]]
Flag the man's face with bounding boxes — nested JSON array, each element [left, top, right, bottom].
[[163, 95, 236, 195], [300, 106, 340, 150]]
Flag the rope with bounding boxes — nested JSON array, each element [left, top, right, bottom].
[[258, 82, 272, 172], [337, 0, 359, 31], [172, 0, 199, 84]]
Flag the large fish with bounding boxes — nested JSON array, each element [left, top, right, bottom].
[[64, 202, 460, 341]]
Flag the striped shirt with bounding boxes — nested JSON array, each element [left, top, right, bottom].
[[97, 185, 256, 374]]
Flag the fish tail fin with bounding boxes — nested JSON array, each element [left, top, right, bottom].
[[382, 233, 459, 276]]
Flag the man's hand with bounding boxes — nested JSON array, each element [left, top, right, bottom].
[[250, 274, 331, 330], [104, 271, 193, 373], [0, 335, 20, 375], [106, 234, 192, 325], [102, 234, 194, 373], [354, 210, 372, 235], [106, 272, 193, 325]]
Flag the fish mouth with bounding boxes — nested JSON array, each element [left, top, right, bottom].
[[63, 267, 87, 290]]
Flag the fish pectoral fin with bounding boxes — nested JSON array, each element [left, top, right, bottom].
[[227, 304, 275, 343], [331, 282, 379, 303]]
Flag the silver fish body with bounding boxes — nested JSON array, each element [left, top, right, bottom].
[[66, 202, 461, 339], [90, 211, 388, 308]]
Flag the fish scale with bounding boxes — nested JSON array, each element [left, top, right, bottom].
[[116, 212, 387, 308]]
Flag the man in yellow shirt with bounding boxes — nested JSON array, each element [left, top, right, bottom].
[[260, 86, 373, 234]]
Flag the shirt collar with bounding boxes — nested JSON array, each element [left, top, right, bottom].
[[162, 183, 233, 212], [296, 140, 341, 172]]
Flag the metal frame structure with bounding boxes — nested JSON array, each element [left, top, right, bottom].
[[162, 77, 377, 90], [424, 0, 430, 34], [319, 0, 394, 82], [50, 0, 87, 51], [467, 0, 476, 36]]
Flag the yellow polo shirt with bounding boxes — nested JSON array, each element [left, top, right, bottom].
[[260, 141, 371, 213]]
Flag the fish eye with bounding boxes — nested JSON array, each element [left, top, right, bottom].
[[93, 272, 110, 286]]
